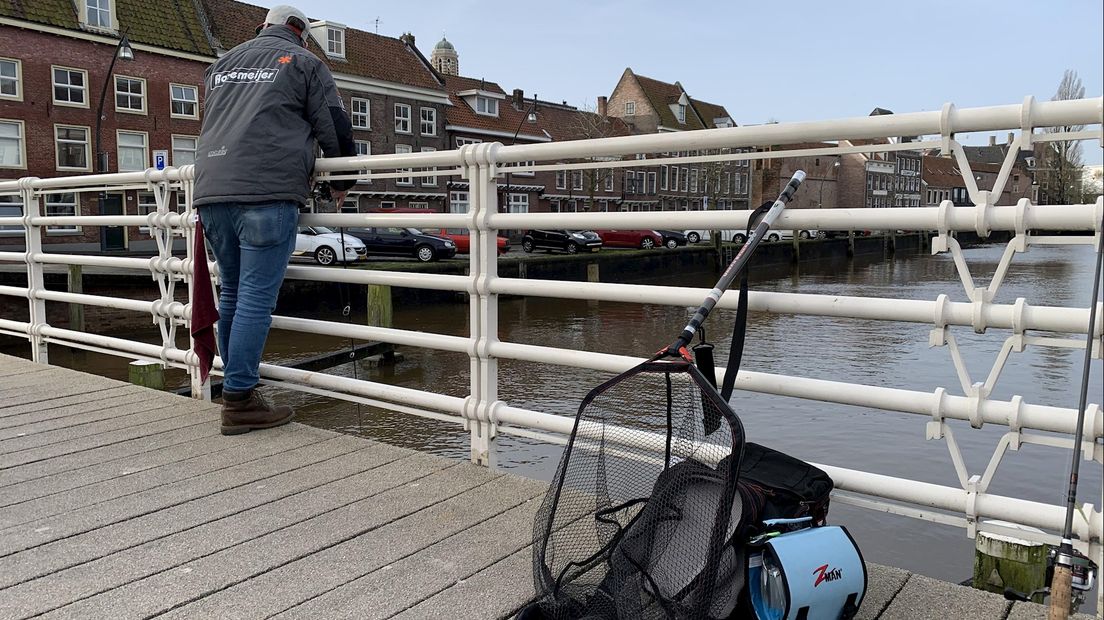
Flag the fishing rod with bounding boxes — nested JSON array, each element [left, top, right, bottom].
[[665, 170, 806, 358], [1048, 214, 1104, 620]]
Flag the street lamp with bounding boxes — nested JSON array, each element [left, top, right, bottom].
[[94, 29, 134, 176], [91, 30, 133, 251]]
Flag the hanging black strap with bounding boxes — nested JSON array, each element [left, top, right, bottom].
[[720, 202, 772, 401]]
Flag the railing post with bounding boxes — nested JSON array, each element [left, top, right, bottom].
[[464, 143, 501, 468], [20, 177, 47, 364]]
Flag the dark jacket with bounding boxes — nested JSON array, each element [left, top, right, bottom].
[[193, 26, 355, 207]]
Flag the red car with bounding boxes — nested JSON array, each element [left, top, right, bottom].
[[596, 229, 665, 250], [423, 228, 511, 255]]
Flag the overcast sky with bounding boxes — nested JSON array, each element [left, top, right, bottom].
[[258, 0, 1103, 164]]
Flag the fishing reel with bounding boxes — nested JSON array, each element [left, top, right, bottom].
[[1003, 545, 1097, 611], [311, 181, 333, 204]]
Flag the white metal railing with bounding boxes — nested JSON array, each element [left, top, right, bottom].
[[1, 97, 1102, 609]]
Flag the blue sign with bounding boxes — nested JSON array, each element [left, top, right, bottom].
[[153, 150, 168, 170]]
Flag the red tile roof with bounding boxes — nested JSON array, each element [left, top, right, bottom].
[[442, 75, 547, 142], [923, 155, 1006, 188], [200, 0, 443, 91], [630, 72, 732, 131]]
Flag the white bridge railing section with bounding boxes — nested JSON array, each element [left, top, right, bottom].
[[1, 97, 1102, 601]]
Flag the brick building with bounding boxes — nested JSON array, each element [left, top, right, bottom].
[[836, 109, 924, 211], [0, 0, 451, 252], [606, 68, 750, 212], [750, 143, 841, 211], [963, 133, 1039, 204], [921, 155, 1033, 207]]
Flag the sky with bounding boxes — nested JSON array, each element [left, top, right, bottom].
[[257, 0, 1104, 164]]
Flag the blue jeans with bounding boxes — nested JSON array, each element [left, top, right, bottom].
[[198, 202, 299, 394]]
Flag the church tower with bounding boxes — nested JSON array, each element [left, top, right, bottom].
[[431, 36, 459, 76]]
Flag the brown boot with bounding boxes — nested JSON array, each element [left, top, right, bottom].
[[220, 388, 294, 436]]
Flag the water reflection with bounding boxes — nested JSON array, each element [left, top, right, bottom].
[[1, 242, 1100, 595]]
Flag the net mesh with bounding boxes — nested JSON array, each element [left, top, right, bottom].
[[531, 359, 746, 620]]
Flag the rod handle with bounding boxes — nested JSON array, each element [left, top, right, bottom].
[[1047, 564, 1073, 620]]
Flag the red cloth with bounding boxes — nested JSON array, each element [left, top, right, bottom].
[[190, 218, 219, 383]]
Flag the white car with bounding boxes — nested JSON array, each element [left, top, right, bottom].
[[768, 229, 824, 242], [684, 229, 744, 244], [294, 226, 367, 265]]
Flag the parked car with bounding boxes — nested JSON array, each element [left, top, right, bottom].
[[422, 228, 511, 255], [596, 229, 665, 250], [684, 229, 743, 244], [522, 230, 603, 254], [655, 230, 688, 249], [772, 229, 825, 241], [345, 227, 457, 262], [294, 226, 367, 266]]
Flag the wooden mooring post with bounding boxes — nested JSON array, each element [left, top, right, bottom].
[[972, 523, 1050, 604], [67, 264, 84, 331], [128, 360, 164, 390], [366, 284, 398, 366], [587, 263, 600, 283], [847, 230, 856, 257]]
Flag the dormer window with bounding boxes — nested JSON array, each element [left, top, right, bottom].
[[83, 0, 115, 31], [327, 27, 345, 57], [476, 96, 498, 116], [676, 104, 686, 124]]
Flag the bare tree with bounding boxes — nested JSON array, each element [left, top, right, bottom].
[[700, 150, 735, 268], [1039, 70, 1085, 205], [567, 104, 625, 211]]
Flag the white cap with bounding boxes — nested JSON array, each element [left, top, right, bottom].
[[260, 5, 309, 43]]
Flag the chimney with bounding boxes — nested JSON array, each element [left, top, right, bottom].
[[399, 32, 415, 47], [597, 96, 608, 117], [988, 135, 996, 146], [513, 88, 524, 109], [1007, 132, 1015, 145]]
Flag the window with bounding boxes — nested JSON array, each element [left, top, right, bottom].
[[625, 170, 636, 193], [409, 202, 429, 209], [449, 191, 469, 214], [571, 171, 583, 190], [114, 75, 145, 113], [724, 172, 731, 194], [353, 139, 371, 179], [86, 0, 111, 28], [660, 165, 668, 191], [420, 107, 437, 136], [171, 135, 197, 166], [421, 146, 437, 186], [677, 104, 686, 124], [395, 145, 412, 184], [556, 171, 566, 190], [508, 193, 529, 214], [604, 171, 614, 192], [672, 167, 680, 192], [476, 96, 498, 116], [394, 104, 411, 133], [351, 98, 370, 129], [647, 172, 657, 195], [0, 58, 21, 100], [45, 193, 79, 233], [55, 125, 90, 171], [0, 195, 22, 235], [0, 120, 26, 169], [455, 137, 481, 148], [137, 191, 157, 233], [52, 67, 87, 107], [170, 84, 198, 118], [117, 131, 148, 171], [625, 101, 636, 115], [326, 27, 345, 57], [1012, 174, 1020, 193], [690, 169, 698, 193]]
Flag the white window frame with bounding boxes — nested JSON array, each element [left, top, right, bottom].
[[449, 191, 469, 214], [116, 130, 149, 172], [604, 170, 614, 192], [54, 124, 91, 172], [52, 66, 89, 108], [395, 144, 413, 185], [0, 195, 24, 235], [672, 167, 680, 192], [0, 58, 22, 101], [113, 74, 146, 114], [394, 104, 412, 134], [421, 146, 438, 186], [625, 101, 636, 116], [0, 119, 27, 170], [354, 139, 371, 180], [44, 192, 80, 234], [419, 107, 437, 136], [455, 137, 481, 148], [571, 170, 583, 191], [648, 172, 657, 195], [556, 170, 566, 190], [326, 27, 345, 58], [507, 193, 529, 214], [660, 165, 668, 191], [171, 134, 198, 167], [351, 97, 370, 129], [170, 84, 199, 119], [475, 96, 498, 117], [84, 0, 114, 30], [681, 167, 689, 192], [137, 190, 158, 234], [677, 104, 686, 124]]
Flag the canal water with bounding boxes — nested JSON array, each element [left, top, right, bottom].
[[3, 241, 1101, 598]]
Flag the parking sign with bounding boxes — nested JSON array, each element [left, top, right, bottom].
[[153, 150, 168, 170]]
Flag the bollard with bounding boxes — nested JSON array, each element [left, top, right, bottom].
[[587, 263, 599, 283], [972, 522, 1050, 603], [67, 264, 84, 332], [791, 234, 800, 263], [518, 260, 527, 279], [128, 360, 164, 390], [847, 230, 855, 258], [888, 229, 896, 255], [366, 284, 393, 328]]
